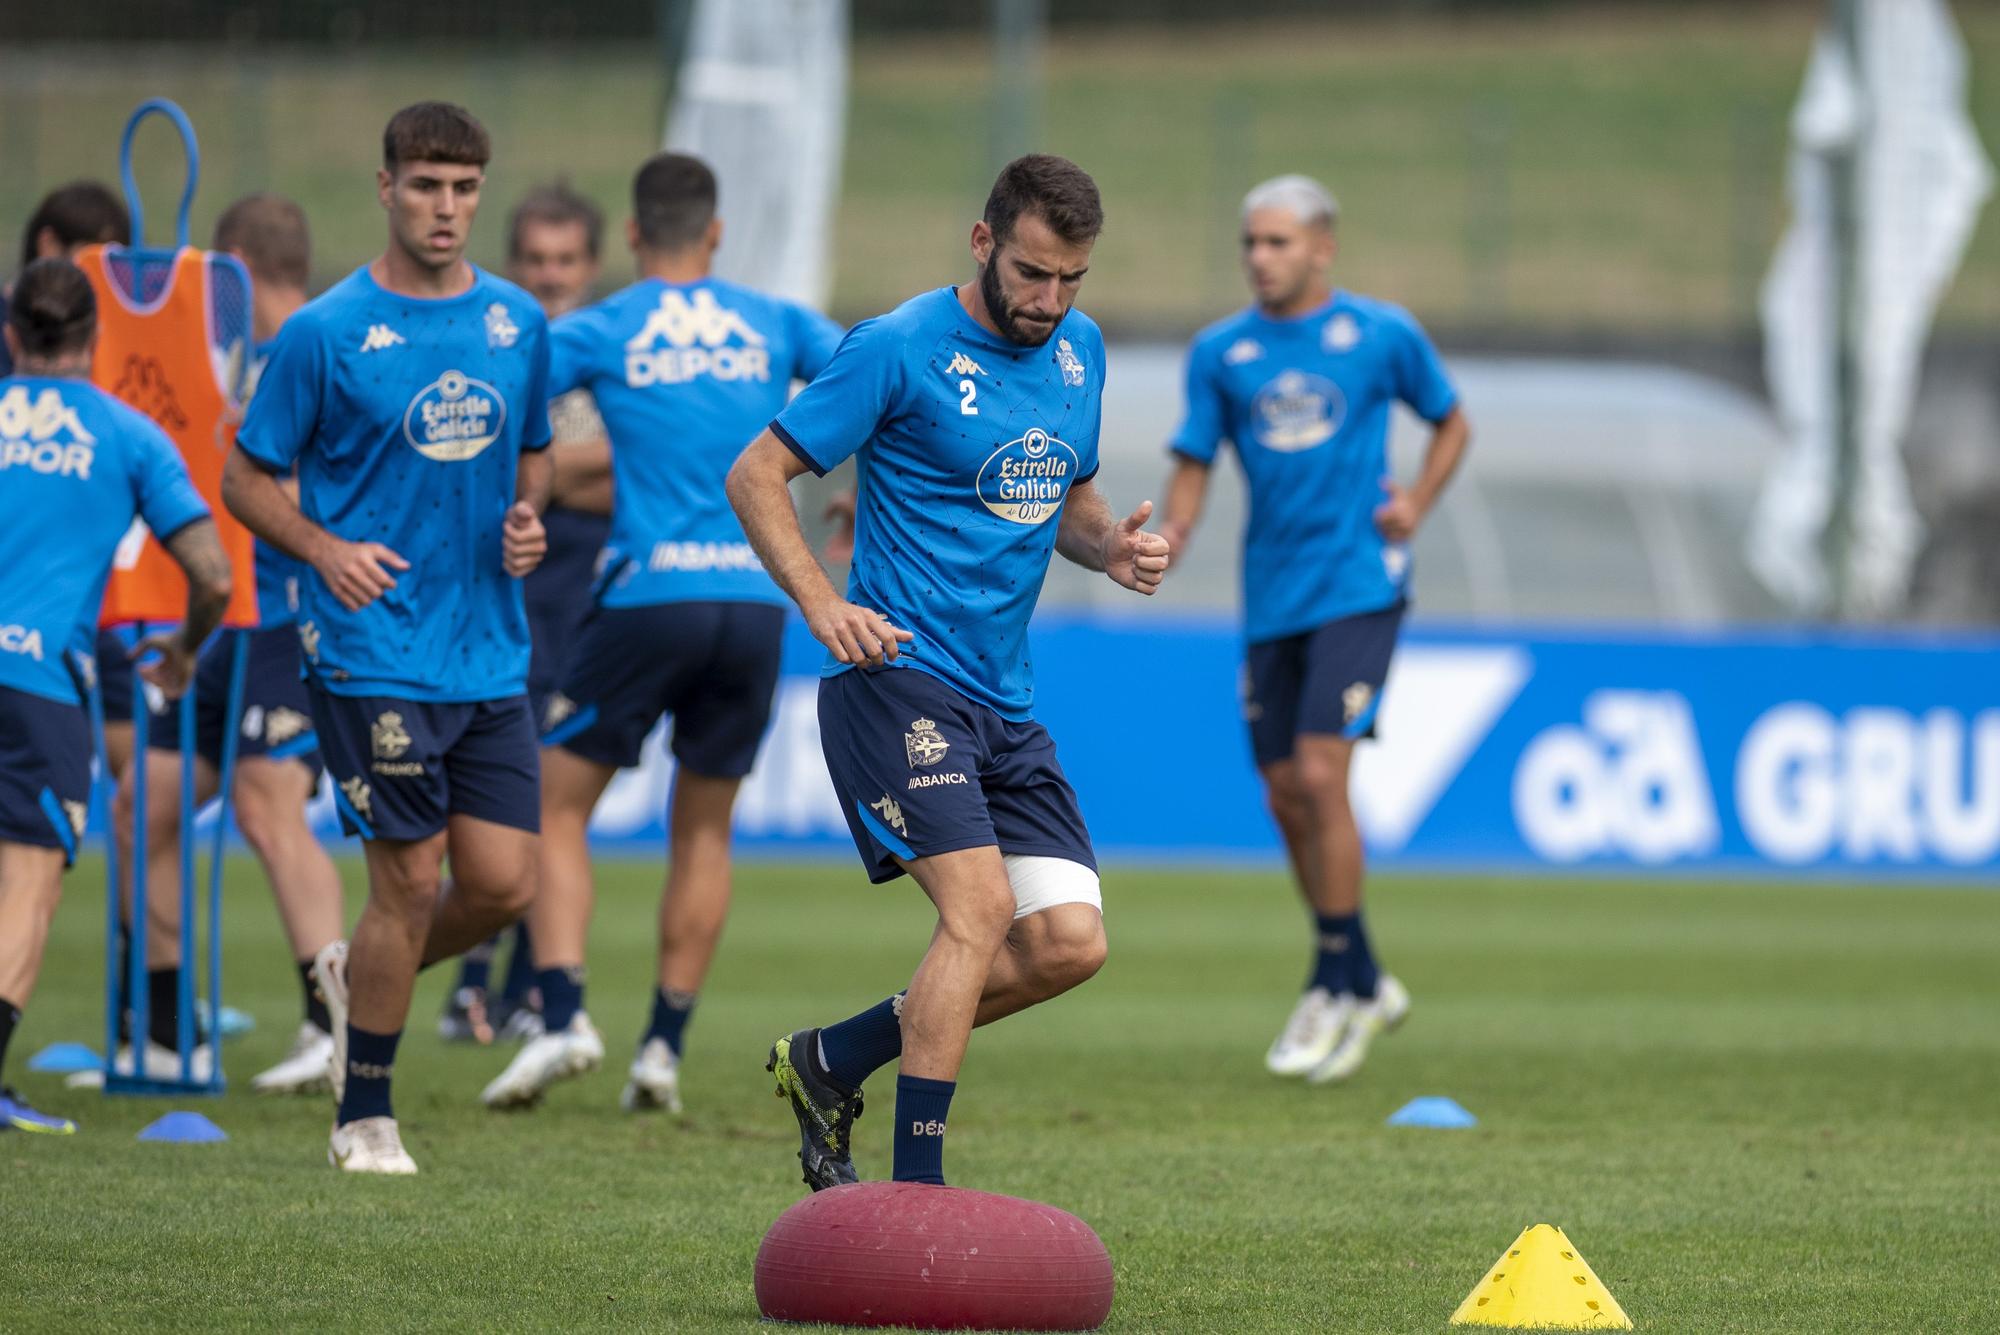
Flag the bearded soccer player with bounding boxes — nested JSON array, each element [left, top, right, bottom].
[[481, 152, 842, 1114], [111, 195, 347, 1095], [1157, 175, 1469, 1084], [222, 102, 552, 1174], [729, 155, 1170, 1190], [439, 183, 612, 1046], [0, 259, 231, 1134]]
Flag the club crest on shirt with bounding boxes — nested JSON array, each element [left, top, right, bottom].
[[485, 302, 520, 349], [905, 717, 951, 768], [1322, 313, 1361, 352], [402, 369, 507, 462], [1251, 370, 1345, 452], [976, 427, 1079, 526], [1055, 337, 1086, 387]]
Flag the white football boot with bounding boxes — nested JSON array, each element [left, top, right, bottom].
[[1265, 986, 1353, 1076], [620, 1037, 684, 1114], [64, 1040, 215, 1089], [480, 1013, 604, 1109], [329, 1116, 418, 1175], [312, 940, 350, 1103], [250, 1023, 336, 1095], [1308, 974, 1412, 1085]]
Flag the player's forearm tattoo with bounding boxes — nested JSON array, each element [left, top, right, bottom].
[[165, 518, 232, 649]]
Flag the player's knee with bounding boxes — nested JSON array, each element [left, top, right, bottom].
[[1039, 916, 1107, 991], [231, 788, 286, 858], [1293, 746, 1352, 816], [937, 877, 1016, 948]]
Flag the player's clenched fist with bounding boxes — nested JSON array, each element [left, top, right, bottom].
[[131, 632, 198, 699], [502, 501, 547, 577], [1373, 478, 1423, 543], [314, 537, 410, 612], [806, 596, 915, 667], [1103, 499, 1172, 596]]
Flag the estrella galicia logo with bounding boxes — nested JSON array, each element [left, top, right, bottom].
[[402, 369, 507, 462], [976, 427, 1079, 526], [1251, 370, 1345, 453]]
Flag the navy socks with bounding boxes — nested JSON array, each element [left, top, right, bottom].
[[339, 1024, 401, 1125], [1311, 911, 1380, 999], [892, 1074, 955, 1185], [818, 994, 905, 1090], [538, 966, 585, 1032], [647, 987, 697, 1056]]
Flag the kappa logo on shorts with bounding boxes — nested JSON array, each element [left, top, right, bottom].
[[63, 799, 88, 836], [904, 717, 951, 768], [264, 707, 311, 746], [340, 776, 373, 821], [543, 692, 578, 733], [298, 621, 320, 662], [1343, 682, 1375, 725], [870, 795, 908, 837]]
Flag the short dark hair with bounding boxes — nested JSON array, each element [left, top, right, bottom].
[[214, 193, 311, 290], [509, 183, 604, 260], [983, 154, 1103, 249], [8, 258, 97, 358], [382, 101, 491, 172], [19, 180, 129, 269], [632, 152, 717, 252]]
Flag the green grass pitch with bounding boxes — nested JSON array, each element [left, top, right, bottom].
[[4, 857, 1997, 1332]]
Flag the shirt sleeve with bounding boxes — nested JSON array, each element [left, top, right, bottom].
[[128, 414, 211, 542], [235, 315, 326, 472], [1166, 337, 1227, 464], [519, 313, 554, 453], [785, 300, 847, 382], [769, 318, 901, 477], [546, 308, 598, 398], [1391, 309, 1459, 423]]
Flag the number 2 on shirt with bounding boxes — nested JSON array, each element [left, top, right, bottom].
[[959, 378, 979, 416]]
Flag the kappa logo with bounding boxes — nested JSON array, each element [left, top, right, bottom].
[[1322, 313, 1361, 352], [339, 776, 373, 821], [402, 369, 506, 462], [0, 384, 97, 479], [1222, 338, 1265, 366], [360, 324, 406, 353], [543, 692, 578, 733], [870, 795, 908, 837], [944, 351, 986, 378], [264, 707, 311, 746], [63, 799, 88, 836], [484, 302, 519, 349], [905, 717, 951, 768], [1055, 337, 1086, 387], [110, 355, 189, 431], [298, 621, 320, 662], [1343, 682, 1375, 725], [624, 289, 770, 386]]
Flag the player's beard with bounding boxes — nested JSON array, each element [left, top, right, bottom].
[[980, 255, 1057, 348]]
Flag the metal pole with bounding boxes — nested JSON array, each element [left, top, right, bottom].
[[1826, 0, 1865, 618], [991, 0, 1048, 172]]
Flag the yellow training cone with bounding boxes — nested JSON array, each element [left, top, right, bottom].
[[1449, 1224, 1633, 1329]]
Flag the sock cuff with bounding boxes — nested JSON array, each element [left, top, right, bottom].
[[896, 1073, 957, 1097], [346, 1023, 402, 1064]]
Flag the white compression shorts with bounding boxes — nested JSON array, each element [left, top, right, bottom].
[[1004, 854, 1103, 920]]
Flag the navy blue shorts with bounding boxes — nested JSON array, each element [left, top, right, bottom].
[[543, 600, 785, 778], [0, 685, 91, 865], [89, 626, 139, 722], [523, 504, 610, 724], [817, 666, 1096, 885], [307, 682, 540, 842], [1244, 600, 1405, 767], [146, 626, 321, 777]]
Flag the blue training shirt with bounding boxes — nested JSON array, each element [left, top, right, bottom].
[[243, 337, 301, 628], [774, 287, 1104, 722], [0, 375, 209, 704], [550, 276, 842, 609], [236, 265, 552, 701], [1170, 291, 1458, 644]]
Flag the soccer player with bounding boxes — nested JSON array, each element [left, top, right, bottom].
[[116, 194, 346, 1094], [1156, 175, 1469, 1084], [0, 258, 230, 1133], [729, 155, 1170, 1189], [221, 102, 553, 1174], [439, 183, 612, 1046], [481, 152, 842, 1113]]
